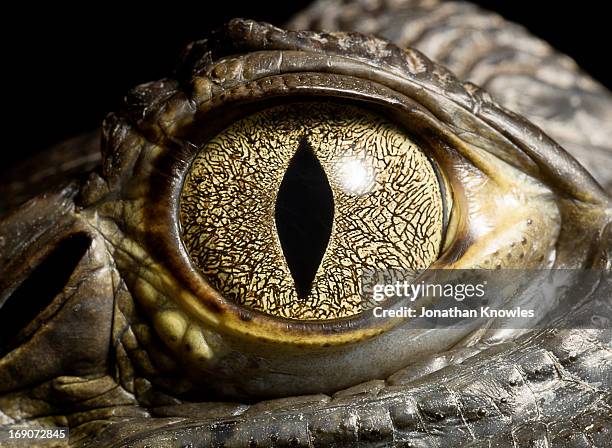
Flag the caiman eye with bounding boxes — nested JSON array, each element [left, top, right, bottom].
[[81, 20, 608, 398], [179, 102, 447, 319]]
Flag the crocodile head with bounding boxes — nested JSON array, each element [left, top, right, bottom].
[[1, 10, 611, 448]]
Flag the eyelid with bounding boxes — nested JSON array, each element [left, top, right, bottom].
[[183, 19, 607, 205]]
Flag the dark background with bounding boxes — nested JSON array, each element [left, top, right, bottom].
[[2, 1, 609, 168]]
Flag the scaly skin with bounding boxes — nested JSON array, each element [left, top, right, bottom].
[[0, 2, 611, 447], [89, 328, 612, 447]]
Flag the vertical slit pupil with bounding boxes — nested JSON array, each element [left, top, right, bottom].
[[275, 139, 334, 300]]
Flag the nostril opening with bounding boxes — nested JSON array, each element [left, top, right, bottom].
[[0, 233, 91, 356]]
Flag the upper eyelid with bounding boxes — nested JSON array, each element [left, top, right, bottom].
[[120, 21, 606, 207]]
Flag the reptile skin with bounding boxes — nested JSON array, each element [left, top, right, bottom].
[[0, 1, 611, 447]]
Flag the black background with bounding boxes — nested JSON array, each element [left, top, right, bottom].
[[2, 1, 609, 168]]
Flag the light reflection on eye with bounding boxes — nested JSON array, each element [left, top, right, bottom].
[[336, 158, 376, 196]]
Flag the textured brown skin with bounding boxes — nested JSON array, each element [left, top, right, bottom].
[[0, 2, 611, 447]]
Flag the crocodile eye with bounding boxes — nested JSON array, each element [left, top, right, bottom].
[[179, 102, 448, 319], [91, 20, 607, 398]]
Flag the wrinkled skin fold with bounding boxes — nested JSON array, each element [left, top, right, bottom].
[[1, 1, 611, 447]]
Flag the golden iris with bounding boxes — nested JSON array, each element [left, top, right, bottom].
[[180, 102, 446, 319]]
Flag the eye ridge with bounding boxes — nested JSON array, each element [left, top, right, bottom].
[[275, 138, 335, 301]]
